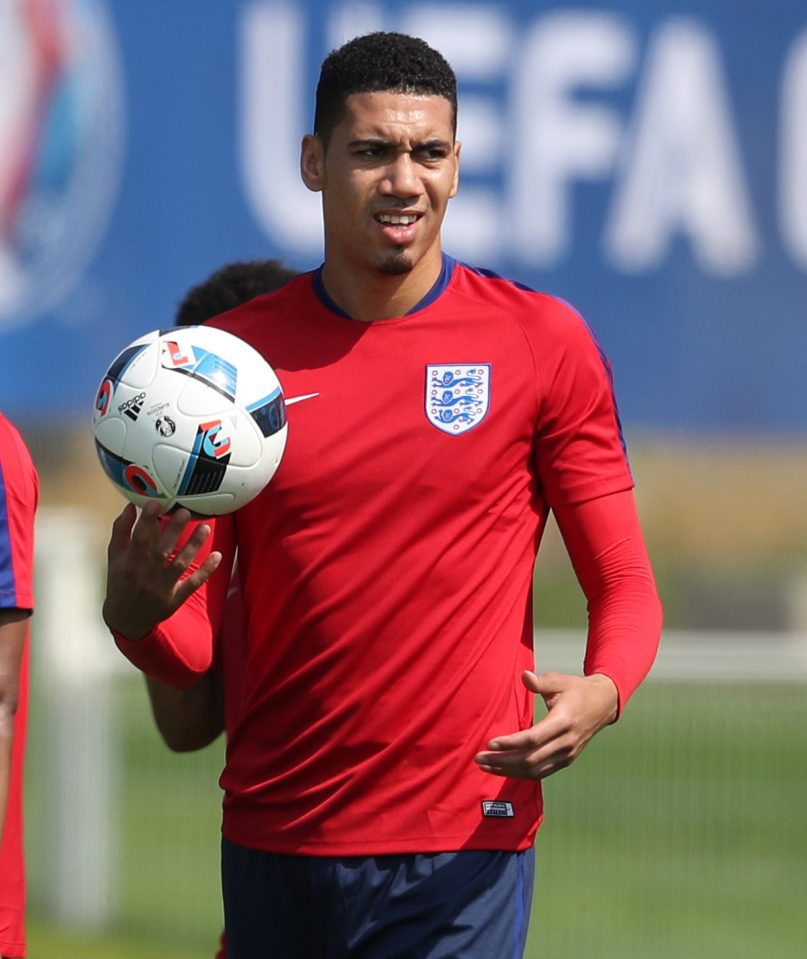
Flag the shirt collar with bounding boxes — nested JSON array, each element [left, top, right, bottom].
[[312, 253, 456, 319]]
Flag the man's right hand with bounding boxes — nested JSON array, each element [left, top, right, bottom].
[[102, 501, 222, 641]]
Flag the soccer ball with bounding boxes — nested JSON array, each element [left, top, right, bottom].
[[92, 326, 287, 516]]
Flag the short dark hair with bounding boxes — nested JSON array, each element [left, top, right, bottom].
[[175, 259, 299, 327], [314, 32, 457, 146]]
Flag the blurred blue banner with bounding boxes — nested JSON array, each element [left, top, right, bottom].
[[1, 0, 805, 433]]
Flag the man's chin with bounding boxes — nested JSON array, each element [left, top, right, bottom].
[[377, 250, 414, 276]]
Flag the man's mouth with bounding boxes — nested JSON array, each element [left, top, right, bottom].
[[375, 213, 421, 226]]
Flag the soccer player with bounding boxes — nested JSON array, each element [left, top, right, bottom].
[[104, 32, 662, 958], [0, 413, 38, 959]]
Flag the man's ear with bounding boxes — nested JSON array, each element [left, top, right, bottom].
[[300, 134, 325, 192], [449, 140, 461, 199]]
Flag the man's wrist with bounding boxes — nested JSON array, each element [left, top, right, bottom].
[[102, 601, 151, 643], [585, 672, 620, 725]]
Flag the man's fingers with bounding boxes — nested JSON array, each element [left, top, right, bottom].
[[484, 710, 566, 753], [477, 755, 568, 780], [475, 710, 577, 779], [476, 748, 533, 770], [156, 507, 194, 560], [476, 734, 576, 779], [476, 743, 556, 772], [168, 521, 213, 575], [524, 669, 569, 704], [129, 500, 165, 553], [108, 503, 138, 557], [173, 551, 222, 604], [128, 505, 210, 576], [521, 670, 542, 694]]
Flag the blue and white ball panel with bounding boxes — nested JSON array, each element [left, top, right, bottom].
[[175, 375, 236, 418], [247, 388, 287, 438], [189, 350, 238, 401], [165, 347, 239, 403], [177, 433, 230, 496], [94, 440, 164, 500], [95, 378, 114, 416], [104, 342, 152, 389], [94, 440, 130, 488], [94, 412, 127, 454]]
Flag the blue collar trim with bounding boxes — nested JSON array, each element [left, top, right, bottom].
[[312, 253, 456, 319]]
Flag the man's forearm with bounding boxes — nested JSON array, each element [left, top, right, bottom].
[[555, 489, 663, 714], [145, 672, 225, 752]]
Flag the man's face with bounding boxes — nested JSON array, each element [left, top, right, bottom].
[[303, 90, 460, 277]]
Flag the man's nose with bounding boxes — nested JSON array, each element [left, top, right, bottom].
[[379, 153, 422, 197]]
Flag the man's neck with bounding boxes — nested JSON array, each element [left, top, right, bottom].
[[320, 248, 444, 322]]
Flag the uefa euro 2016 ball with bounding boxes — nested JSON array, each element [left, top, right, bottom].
[[92, 326, 287, 516]]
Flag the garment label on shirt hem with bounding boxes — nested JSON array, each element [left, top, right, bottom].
[[482, 800, 514, 818]]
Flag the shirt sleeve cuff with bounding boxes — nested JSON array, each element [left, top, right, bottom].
[[113, 623, 210, 689]]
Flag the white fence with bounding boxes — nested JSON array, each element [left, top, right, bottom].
[[537, 627, 807, 682]]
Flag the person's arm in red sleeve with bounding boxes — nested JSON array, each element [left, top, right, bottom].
[[103, 501, 235, 688], [0, 610, 26, 837], [556, 488, 662, 712], [0, 414, 38, 849], [475, 489, 661, 781]]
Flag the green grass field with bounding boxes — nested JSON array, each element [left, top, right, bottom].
[[26, 679, 806, 958], [527, 682, 806, 958]]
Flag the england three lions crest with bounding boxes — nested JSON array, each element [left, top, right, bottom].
[[426, 364, 491, 435]]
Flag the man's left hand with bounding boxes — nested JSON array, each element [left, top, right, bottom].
[[474, 670, 619, 780]]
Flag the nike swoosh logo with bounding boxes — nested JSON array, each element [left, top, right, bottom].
[[285, 392, 320, 406]]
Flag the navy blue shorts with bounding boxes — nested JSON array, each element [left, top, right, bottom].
[[221, 839, 534, 959]]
